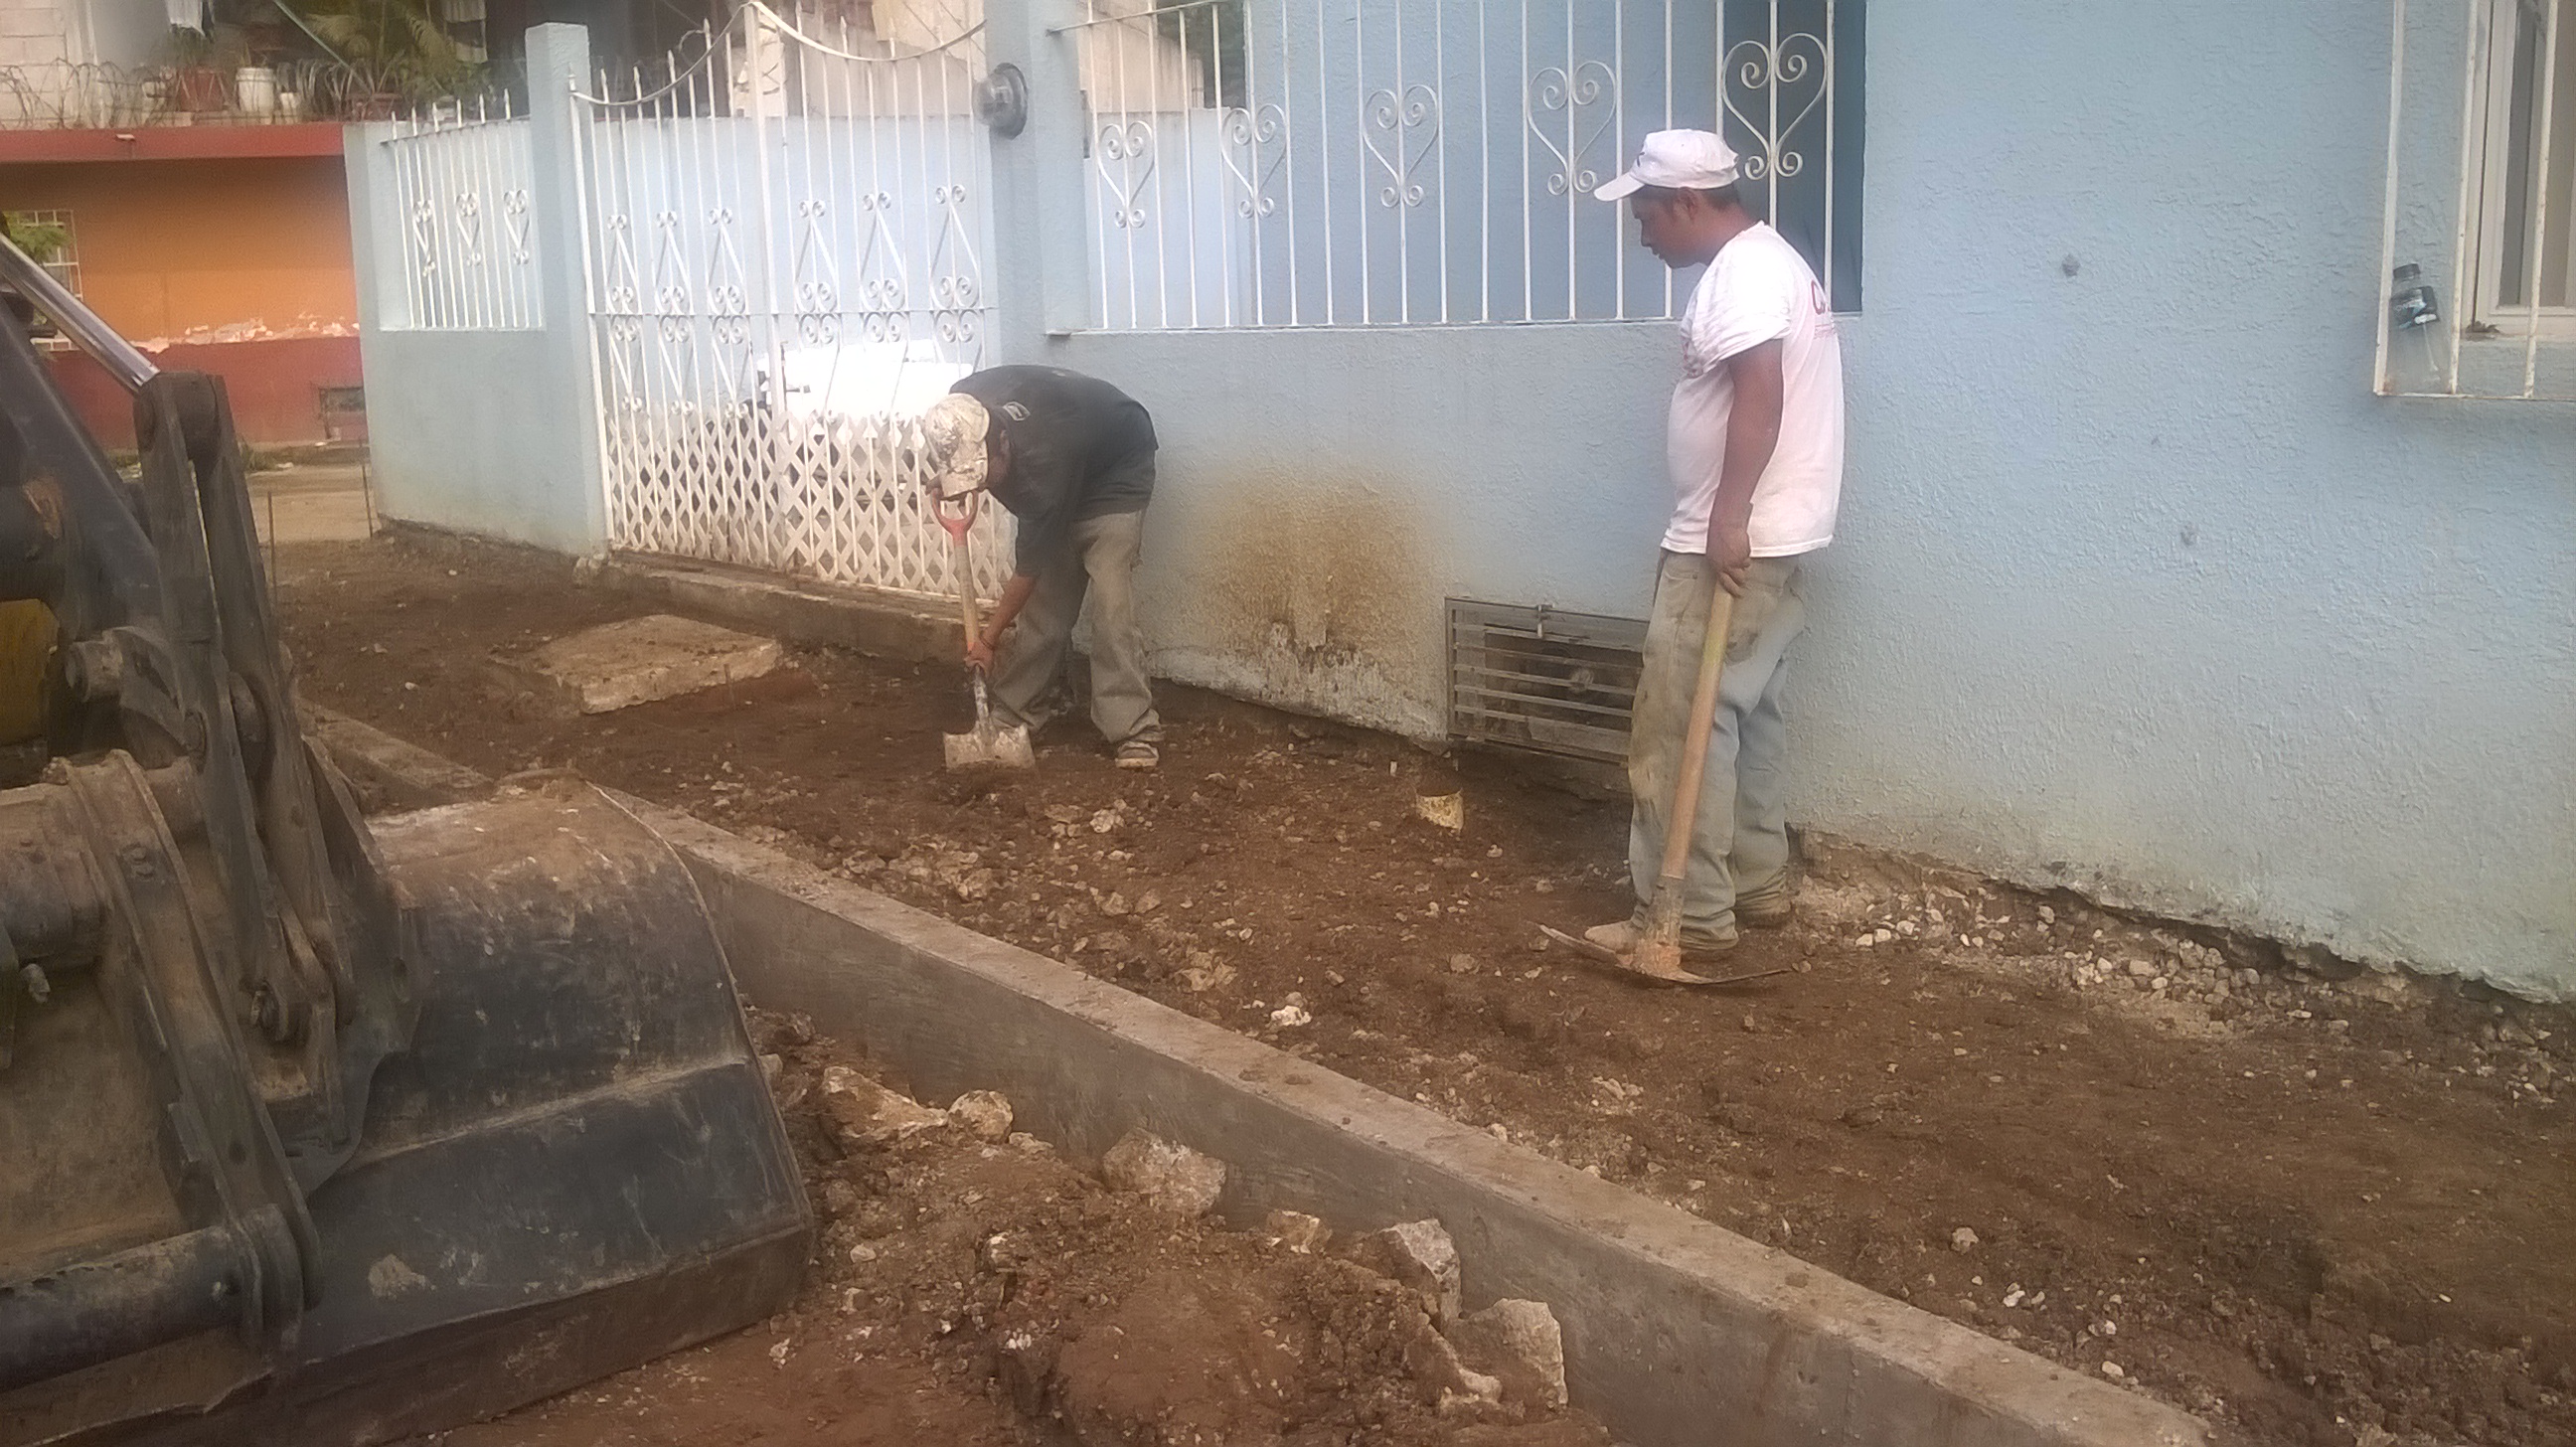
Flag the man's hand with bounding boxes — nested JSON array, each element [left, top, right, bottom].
[[1707, 523, 1753, 597], [965, 633, 996, 672]]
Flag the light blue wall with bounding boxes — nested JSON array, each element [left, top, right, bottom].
[[1794, 1, 2573, 995]]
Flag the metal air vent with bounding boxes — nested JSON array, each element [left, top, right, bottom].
[[1447, 599, 1647, 765]]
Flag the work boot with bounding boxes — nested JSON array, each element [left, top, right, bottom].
[[1583, 917, 1739, 957], [1734, 884, 1797, 930]]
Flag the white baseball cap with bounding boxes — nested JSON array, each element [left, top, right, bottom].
[[1593, 129, 1740, 201], [919, 392, 990, 499]]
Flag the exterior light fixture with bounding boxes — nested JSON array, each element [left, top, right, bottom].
[[975, 64, 1029, 138]]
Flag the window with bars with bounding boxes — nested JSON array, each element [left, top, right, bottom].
[[4, 210, 79, 346], [2479, 0, 2572, 323], [1068, 0, 1865, 331], [4, 211, 78, 296], [2376, 0, 2573, 400]]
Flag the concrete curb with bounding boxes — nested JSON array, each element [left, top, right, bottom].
[[591, 555, 960, 664], [307, 708, 2208, 1447], [306, 706, 495, 809]]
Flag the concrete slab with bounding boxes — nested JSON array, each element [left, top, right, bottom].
[[593, 556, 959, 665], [494, 613, 783, 716], [305, 711, 2207, 1447]]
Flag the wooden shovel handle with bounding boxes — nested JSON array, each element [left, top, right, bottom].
[[1656, 579, 1736, 888], [947, 509, 984, 663]]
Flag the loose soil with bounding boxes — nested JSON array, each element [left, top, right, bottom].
[[411, 1013, 1606, 1447], [290, 534, 2574, 1447]]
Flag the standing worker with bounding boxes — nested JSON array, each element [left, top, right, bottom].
[[920, 366, 1165, 770], [1583, 130, 1846, 960]]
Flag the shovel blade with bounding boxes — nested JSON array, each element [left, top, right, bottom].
[[944, 722, 1036, 772], [1535, 923, 1794, 989]]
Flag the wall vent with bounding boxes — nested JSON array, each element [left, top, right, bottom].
[[1446, 599, 1647, 766]]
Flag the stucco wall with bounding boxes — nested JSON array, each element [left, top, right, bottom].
[[0, 156, 358, 340], [1778, 1, 2572, 996], [1026, 324, 1673, 736]]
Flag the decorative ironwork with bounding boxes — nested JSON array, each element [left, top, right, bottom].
[[1064, 0, 1855, 329], [502, 189, 533, 263], [1722, 33, 1829, 184], [1365, 84, 1441, 209], [574, 2, 1004, 597], [1529, 62, 1619, 198], [1221, 103, 1290, 219], [384, 108, 540, 328], [1096, 120, 1157, 230]]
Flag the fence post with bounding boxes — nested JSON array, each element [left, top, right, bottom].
[[984, 0, 1092, 358], [342, 122, 410, 333], [523, 22, 609, 552]]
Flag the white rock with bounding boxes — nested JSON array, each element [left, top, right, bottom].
[[1099, 1129, 1226, 1216], [948, 1090, 1015, 1142], [1264, 1208, 1332, 1254], [818, 1067, 948, 1148], [1452, 1299, 1567, 1409], [1351, 1219, 1464, 1326], [1269, 1004, 1313, 1028], [1950, 1226, 1980, 1253], [1403, 1316, 1500, 1406]]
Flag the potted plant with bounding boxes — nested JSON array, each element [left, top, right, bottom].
[[166, 25, 232, 113], [289, 0, 473, 114]]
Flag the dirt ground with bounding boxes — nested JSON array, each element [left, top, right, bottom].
[[287, 534, 2574, 1447], [408, 1014, 1606, 1447]]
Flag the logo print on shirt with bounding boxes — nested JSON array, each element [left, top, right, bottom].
[[1001, 402, 1032, 421]]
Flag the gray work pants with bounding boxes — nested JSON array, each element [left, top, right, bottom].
[[1626, 551, 1809, 935], [988, 509, 1162, 745]]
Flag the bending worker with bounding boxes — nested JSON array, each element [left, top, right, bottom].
[[920, 366, 1165, 770], [1585, 130, 1847, 959]]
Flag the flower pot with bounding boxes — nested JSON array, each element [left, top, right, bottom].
[[234, 66, 278, 117], [172, 66, 230, 112]]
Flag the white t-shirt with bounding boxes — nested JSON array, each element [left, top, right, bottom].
[[1664, 223, 1845, 558]]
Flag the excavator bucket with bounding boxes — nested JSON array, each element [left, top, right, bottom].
[[0, 240, 810, 1444]]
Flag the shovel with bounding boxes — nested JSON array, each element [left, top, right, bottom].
[[936, 495, 1035, 773]]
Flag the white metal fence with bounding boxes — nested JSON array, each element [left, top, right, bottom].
[[1060, 0, 1861, 330], [574, 1, 1012, 599], [385, 100, 543, 331], [2376, 0, 2574, 401]]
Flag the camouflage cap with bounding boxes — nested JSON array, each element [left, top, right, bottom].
[[919, 392, 991, 499]]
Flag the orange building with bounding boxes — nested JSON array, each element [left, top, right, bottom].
[[0, 123, 362, 447]]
